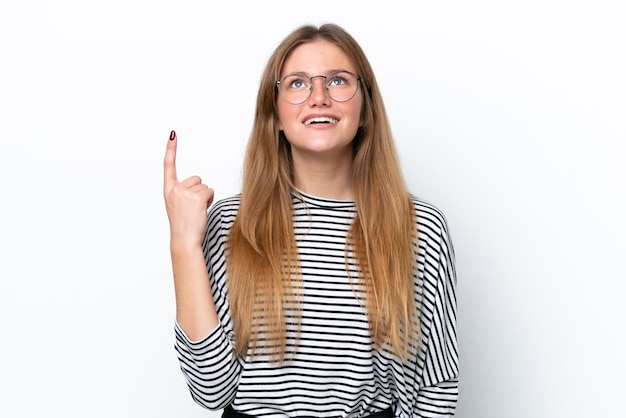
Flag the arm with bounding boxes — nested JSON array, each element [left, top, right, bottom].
[[413, 205, 459, 417], [164, 131, 241, 408], [164, 130, 219, 338]]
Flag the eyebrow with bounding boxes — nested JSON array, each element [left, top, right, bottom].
[[281, 69, 351, 78]]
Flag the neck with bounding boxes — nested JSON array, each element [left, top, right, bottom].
[[291, 151, 353, 200]]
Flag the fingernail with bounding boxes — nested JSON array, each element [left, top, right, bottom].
[[169, 130, 176, 141]]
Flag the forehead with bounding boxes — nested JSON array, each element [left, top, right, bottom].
[[281, 40, 356, 76]]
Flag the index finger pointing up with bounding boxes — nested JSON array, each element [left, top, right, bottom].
[[164, 130, 178, 186]]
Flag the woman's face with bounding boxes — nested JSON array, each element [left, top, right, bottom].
[[277, 40, 363, 162]]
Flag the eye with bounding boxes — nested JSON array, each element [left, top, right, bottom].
[[328, 75, 348, 87], [285, 76, 309, 90]]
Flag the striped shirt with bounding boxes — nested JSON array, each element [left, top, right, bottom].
[[175, 192, 458, 417]]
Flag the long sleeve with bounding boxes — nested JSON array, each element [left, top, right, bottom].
[[412, 203, 459, 417], [174, 197, 243, 410], [175, 323, 242, 409]]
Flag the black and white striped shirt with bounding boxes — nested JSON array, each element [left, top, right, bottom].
[[175, 192, 458, 417]]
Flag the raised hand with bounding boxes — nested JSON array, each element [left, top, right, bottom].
[[163, 130, 215, 249], [163, 130, 219, 337]]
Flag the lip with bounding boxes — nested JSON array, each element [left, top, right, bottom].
[[302, 113, 341, 126]]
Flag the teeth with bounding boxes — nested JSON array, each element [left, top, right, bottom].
[[304, 117, 338, 125]]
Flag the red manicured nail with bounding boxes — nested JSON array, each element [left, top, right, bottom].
[[169, 130, 176, 141]]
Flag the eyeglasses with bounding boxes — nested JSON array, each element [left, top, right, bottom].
[[276, 70, 361, 105]]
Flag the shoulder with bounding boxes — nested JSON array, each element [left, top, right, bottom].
[[208, 194, 241, 217], [206, 195, 241, 233], [410, 194, 451, 240]]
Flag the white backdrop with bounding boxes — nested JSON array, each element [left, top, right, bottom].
[[1, 1, 624, 417]]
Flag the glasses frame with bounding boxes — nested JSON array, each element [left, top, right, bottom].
[[276, 70, 362, 105]]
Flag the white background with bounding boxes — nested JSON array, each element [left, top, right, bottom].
[[1, 1, 624, 417]]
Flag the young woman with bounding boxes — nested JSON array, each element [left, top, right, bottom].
[[164, 23, 458, 418]]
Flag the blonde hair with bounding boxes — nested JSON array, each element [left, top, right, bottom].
[[227, 23, 419, 362]]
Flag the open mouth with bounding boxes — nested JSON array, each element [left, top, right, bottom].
[[303, 117, 339, 125]]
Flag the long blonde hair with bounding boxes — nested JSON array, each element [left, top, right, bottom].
[[227, 23, 419, 362]]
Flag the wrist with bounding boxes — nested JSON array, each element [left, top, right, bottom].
[[169, 237, 203, 255]]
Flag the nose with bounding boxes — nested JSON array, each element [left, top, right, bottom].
[[308, 76, 330, 106]]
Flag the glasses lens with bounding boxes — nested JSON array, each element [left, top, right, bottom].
[[326, 71, 359, 102], [278, 75, 311, 104]]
